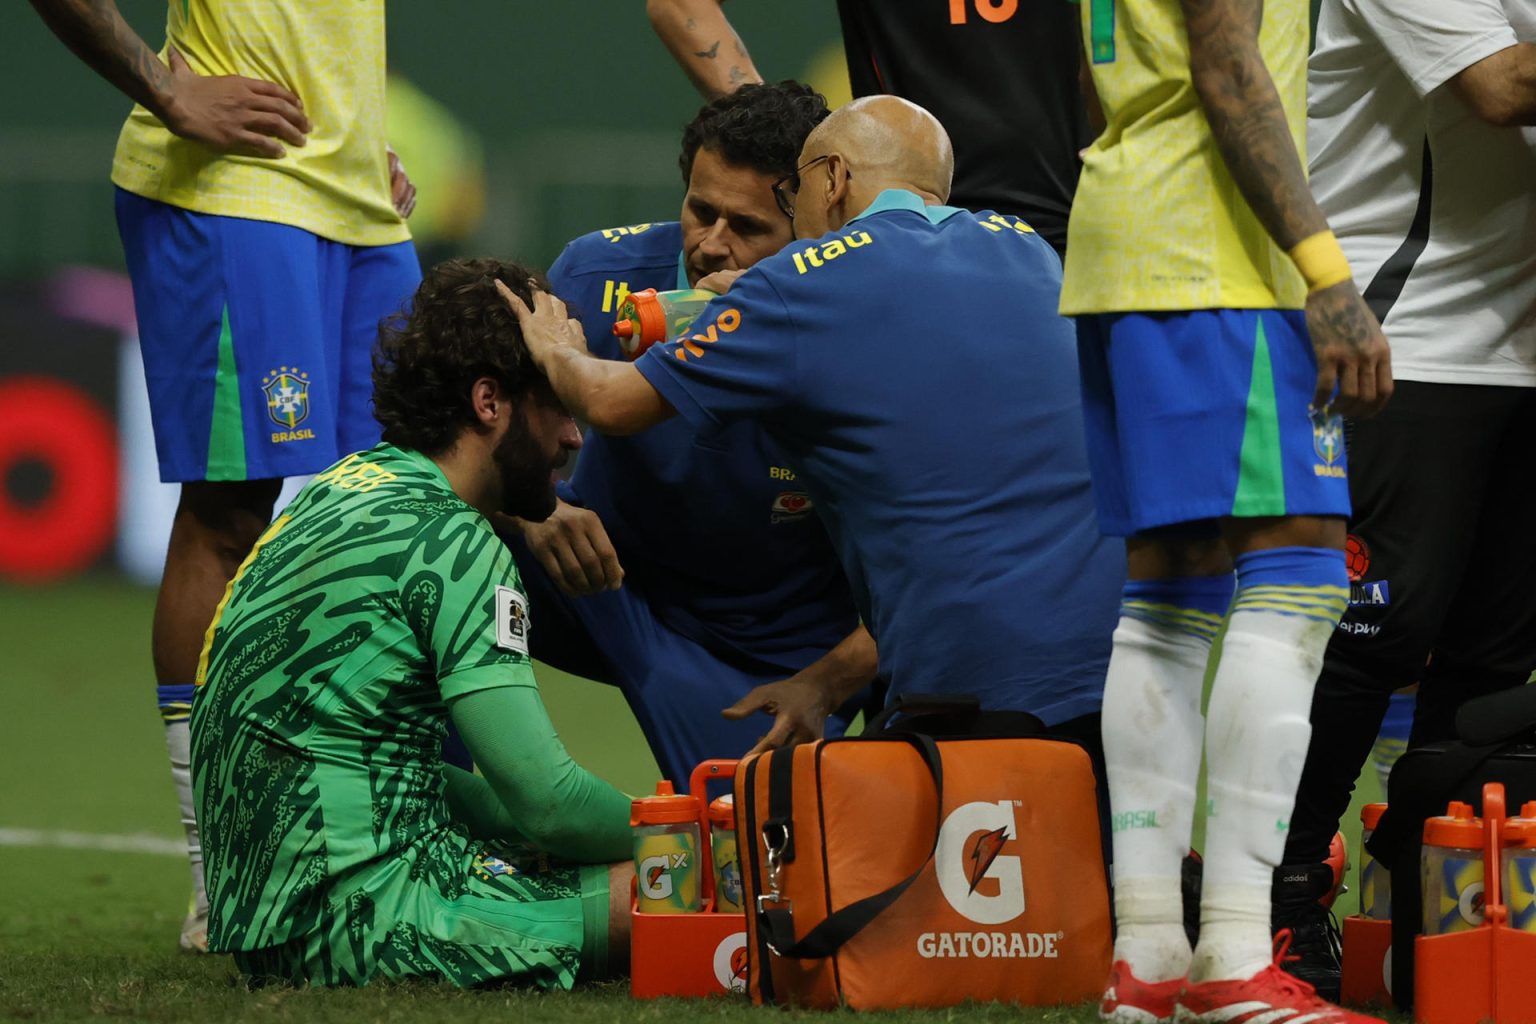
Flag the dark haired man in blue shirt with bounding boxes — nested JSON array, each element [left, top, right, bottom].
[[501, 82, 875, 783]]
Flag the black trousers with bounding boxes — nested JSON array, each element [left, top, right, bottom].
[[1285, 381, 1536, 865]]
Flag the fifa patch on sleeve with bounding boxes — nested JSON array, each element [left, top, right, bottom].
[[494, 585, 530, 654]]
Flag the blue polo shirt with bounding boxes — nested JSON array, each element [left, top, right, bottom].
[[636, 191, 1124, 723], [546, 222, 857, 675]]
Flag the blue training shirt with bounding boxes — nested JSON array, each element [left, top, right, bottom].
[[636, 191, 1125, 723], [546, 221, 858, 675]]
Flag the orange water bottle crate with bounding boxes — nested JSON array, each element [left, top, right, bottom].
[[1414, 782, 1536, 1024], [630, 760, 748, 999]]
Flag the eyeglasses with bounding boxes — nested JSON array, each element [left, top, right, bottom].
[[772, 155, 832, 219]]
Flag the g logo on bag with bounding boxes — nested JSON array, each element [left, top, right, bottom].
[[639, 855, 674, 899], [936, 800, 1025, 924], [921, 800, 1060, 959]]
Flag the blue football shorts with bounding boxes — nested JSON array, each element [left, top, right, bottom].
[[499, 529, 864, 787], [1076, 308, 1350, 537], [115, 189, 420, 483]]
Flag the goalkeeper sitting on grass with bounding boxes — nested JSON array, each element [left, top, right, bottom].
[[189, 259, 634, 988]]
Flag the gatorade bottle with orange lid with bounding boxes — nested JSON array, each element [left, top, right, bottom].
[[708, 794, 743, 913], [1422, 801, 1485, 935], [631, 780, 702, 913], [1360, 803, 1390, 920], [1503, 800, 1536, 932], [612, 288, 717, 360]]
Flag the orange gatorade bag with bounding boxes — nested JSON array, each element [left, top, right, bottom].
[[735, 725, 1111, 1008]]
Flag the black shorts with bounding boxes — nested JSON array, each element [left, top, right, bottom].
[[1327, 381, 1536, 685], [1286, 380, 1536, 864]]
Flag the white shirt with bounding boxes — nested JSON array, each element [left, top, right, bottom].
[[1309, 0, 1536, 386]]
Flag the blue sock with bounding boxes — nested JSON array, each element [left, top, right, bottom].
[[1230, 546, 1350, 624], [1372, 690, 1414, 791], [1120, 574, 1236, 644], [1379, 690, 1414, 740], [158, 683, 195, 724]]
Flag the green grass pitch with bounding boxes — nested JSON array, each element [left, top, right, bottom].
[[0, 579, 1387, 1023]]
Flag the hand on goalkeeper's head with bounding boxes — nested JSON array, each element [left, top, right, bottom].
[[495, 278, 590, 372]]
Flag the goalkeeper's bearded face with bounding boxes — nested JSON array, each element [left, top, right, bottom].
[[491, 385, 580, 522]]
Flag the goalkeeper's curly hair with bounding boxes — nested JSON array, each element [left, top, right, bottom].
[[372, 258, 552, 457], [679, 80, 831, 187]]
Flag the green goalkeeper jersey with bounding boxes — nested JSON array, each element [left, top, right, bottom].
[[190, 443, 538, 952]]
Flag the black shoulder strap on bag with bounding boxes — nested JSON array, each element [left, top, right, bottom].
[[757, 732, 943, 960], [864, 693, 982, 735], [762, 740, 797, 866], [865, 692, 1045, 740]]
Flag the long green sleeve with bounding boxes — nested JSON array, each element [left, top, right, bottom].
[[447, 686, 633, 863], [442, 765, 529, 845]]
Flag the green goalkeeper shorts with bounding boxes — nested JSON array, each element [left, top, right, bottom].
[[232, 851, 612, 988]]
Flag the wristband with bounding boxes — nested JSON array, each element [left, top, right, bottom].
[[1288, 230, 1353, 294]]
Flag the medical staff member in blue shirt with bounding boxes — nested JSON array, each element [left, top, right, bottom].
[[500, 83, 875, 784], [498, 96, 1125, 761]]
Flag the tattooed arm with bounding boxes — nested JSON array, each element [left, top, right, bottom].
[[646, 0, 763, 99], [1180, 0, 1391, 416], [28, 0, 309, 157]]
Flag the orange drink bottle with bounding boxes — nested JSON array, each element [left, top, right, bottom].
[[631, 780, 702, 914], [1359, 802, 1390, 920], [1421, 801, 1485, 935], [1502, 800, 1536, 932], [612, 288, 717, 360], [708, 794, 743, 913]]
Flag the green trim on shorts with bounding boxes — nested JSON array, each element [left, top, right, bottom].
[[578, 864, 611, 983], [205, 306, 247, 481], [1231, 315, 1287, 517]]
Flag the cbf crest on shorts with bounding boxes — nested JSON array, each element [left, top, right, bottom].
[[1310, 407, 1345, 478], [263, 367, 312, 430]]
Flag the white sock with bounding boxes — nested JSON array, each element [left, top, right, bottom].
[[1193, 570, 1347, 983], [1102, 610, 1217, 982], [164, 718, 208, 923]]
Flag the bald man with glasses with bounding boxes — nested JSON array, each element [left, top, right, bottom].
[[499, 96, 1125, 774]]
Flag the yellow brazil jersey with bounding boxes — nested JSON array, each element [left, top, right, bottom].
[[1060, 0, 1307, 314], [112, 1, 408, 248]]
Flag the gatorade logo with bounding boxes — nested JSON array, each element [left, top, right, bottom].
[[711, 932, 749, 992], [922, 800, 1060, 959], [935, 800, 1025, 924], [639, 855, 674, 900], [639, 851, 691, 900]]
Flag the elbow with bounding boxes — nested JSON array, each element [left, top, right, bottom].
[[1467, 94, 1524, 128], [1185, 34, 1261, 107], [585, 404, 643, 438], [519, 812, 589, 860], [1454, 45, 1536, 128], [583, 371, 663, 437], [1186, 58, 1229, 106], [645, 0, 677, 30], [514, 801, 563, 846], [524, 820, 574, 851]]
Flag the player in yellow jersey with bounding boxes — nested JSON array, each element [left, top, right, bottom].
[[1062, 1, 1391, 1022], [30, 0, 421, 953]]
